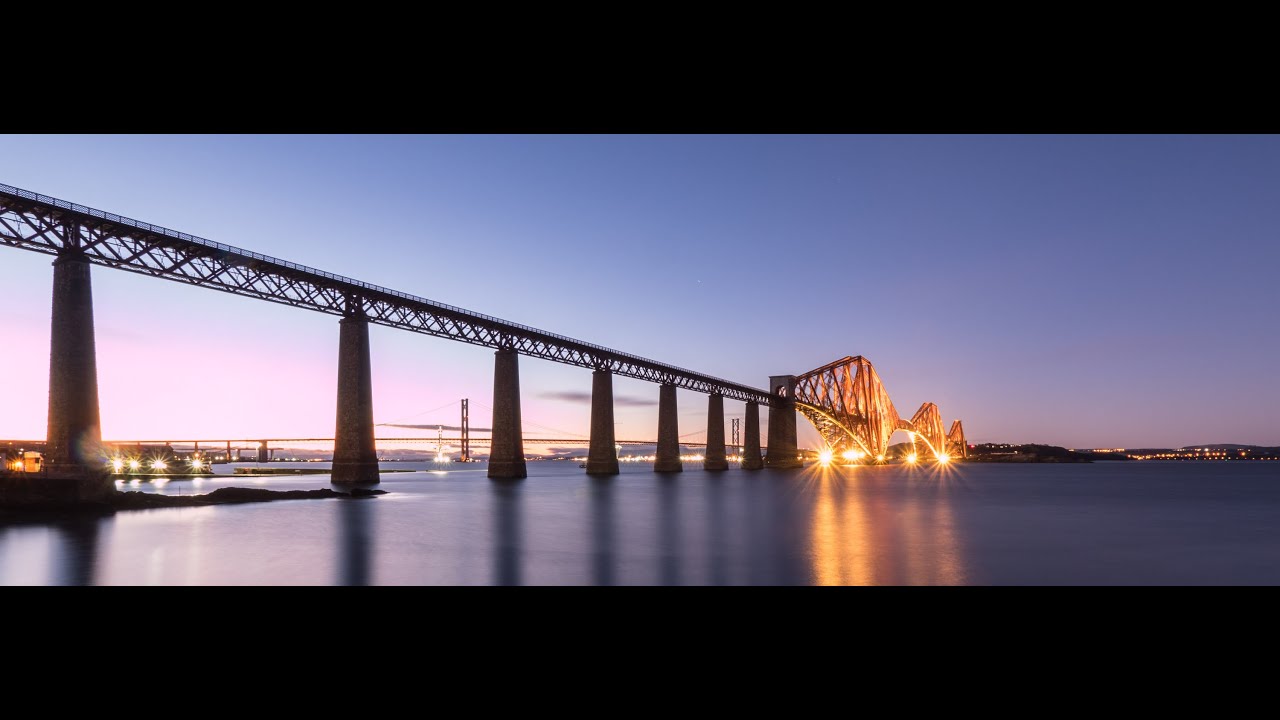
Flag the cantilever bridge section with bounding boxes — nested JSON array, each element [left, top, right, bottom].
[[790, 355, 968, 460]]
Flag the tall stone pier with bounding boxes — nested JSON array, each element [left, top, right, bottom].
[[586, 369, 619, 476], [741, 400, 763, 470], [654, 384, 682, 473], [765, 374, 802, 469], [45, 250, 103, 473], [3, 246, 114, 508], [703, 393, 727, 471], [488, 348, 527, 479], [331, 314, 380, 483]]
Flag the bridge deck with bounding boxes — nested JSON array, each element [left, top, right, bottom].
[[0, 183, 775, 405]]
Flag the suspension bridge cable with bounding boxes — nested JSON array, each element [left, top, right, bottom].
[[377, 399, 460, 426], [470, 399, 589, 438]]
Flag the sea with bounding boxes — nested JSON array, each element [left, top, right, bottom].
[[3, 460, 1280, 585]]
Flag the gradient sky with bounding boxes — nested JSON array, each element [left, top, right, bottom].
[[2, 135, 1277, 450]]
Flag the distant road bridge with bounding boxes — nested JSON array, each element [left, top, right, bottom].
[[100, 438, 705, 447], [97, 437, 739, 463], [1, 182, 963, 483], [4, 437, 763, 465]]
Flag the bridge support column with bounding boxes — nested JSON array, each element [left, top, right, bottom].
[[488, 348, 527, 479], [703, 393, 727, 471], [332, 315, 380, 483], [741, 400, 763, 470], [586, 369, 619, 476], [45, 251, 104, 475], [654, 384, 682, 473], [258, 441, 269, 464], [765, 374, 802, 469]]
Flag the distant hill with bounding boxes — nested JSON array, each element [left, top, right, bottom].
[[967, 443, 1129, 463], [1180, 443, 1260, 450]]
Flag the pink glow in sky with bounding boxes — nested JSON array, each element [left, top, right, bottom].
[[0, 249, 792, 451], [4, 135, 1280, 450]]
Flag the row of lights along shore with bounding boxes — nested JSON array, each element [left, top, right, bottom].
[[108, 456, 206, 473]]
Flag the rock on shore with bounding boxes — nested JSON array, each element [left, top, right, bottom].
[[111, 486, 387, 509]]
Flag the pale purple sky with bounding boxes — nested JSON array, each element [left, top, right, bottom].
[[2, 135, 1277, 449]]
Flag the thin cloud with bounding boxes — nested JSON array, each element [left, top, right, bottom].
[[616, 396, 659, 407], [540, 391, 592, 404], [540, 391, 656, 407]]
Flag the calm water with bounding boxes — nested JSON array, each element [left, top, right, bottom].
[[2, 460, 1280, 585]]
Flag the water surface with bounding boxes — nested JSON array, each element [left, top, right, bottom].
[[2, 460, 1278, 585]]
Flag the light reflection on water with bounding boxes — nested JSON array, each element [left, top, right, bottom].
[[804, 462, 970, 586], [810, 470, 872, 586], [4, 461, 1280, 584]]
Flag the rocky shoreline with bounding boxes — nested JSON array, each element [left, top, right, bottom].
[[962, 455, 1092, 463], [112, 486, 386, 509], [1, 474, 386, 515]]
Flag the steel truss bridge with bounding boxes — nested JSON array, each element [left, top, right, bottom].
[[0, 183, 772, 405], [1, 183, 966, 473], [790, 356, 967, 460]]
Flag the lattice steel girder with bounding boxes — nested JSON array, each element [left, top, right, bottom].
[[909, 402, 946, 459], [792, 355, 966, 459], [795, 401, 870, 456], [793, 355, 906, 457], [947, 420, 968, 458], [0, 183, 774, 405]]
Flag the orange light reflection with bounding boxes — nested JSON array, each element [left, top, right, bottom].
[[806, 463, 968, 585]]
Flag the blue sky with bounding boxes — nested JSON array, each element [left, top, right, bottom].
[[2, 135, 1277, 449]]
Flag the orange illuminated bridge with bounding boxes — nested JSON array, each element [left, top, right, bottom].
[[788, 356, 967, 465]]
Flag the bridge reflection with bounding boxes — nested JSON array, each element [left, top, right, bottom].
[[0, 467, 972, 585], [589, 478, 616, 586], [335, 495, 374, 586], [657, 477, 681, 585], [807, 465, 968, 586], [0, 513, 108, 585], [704, 475, 729, 586], [491, 481, 523, 586], [52, 516, 104, 586]]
